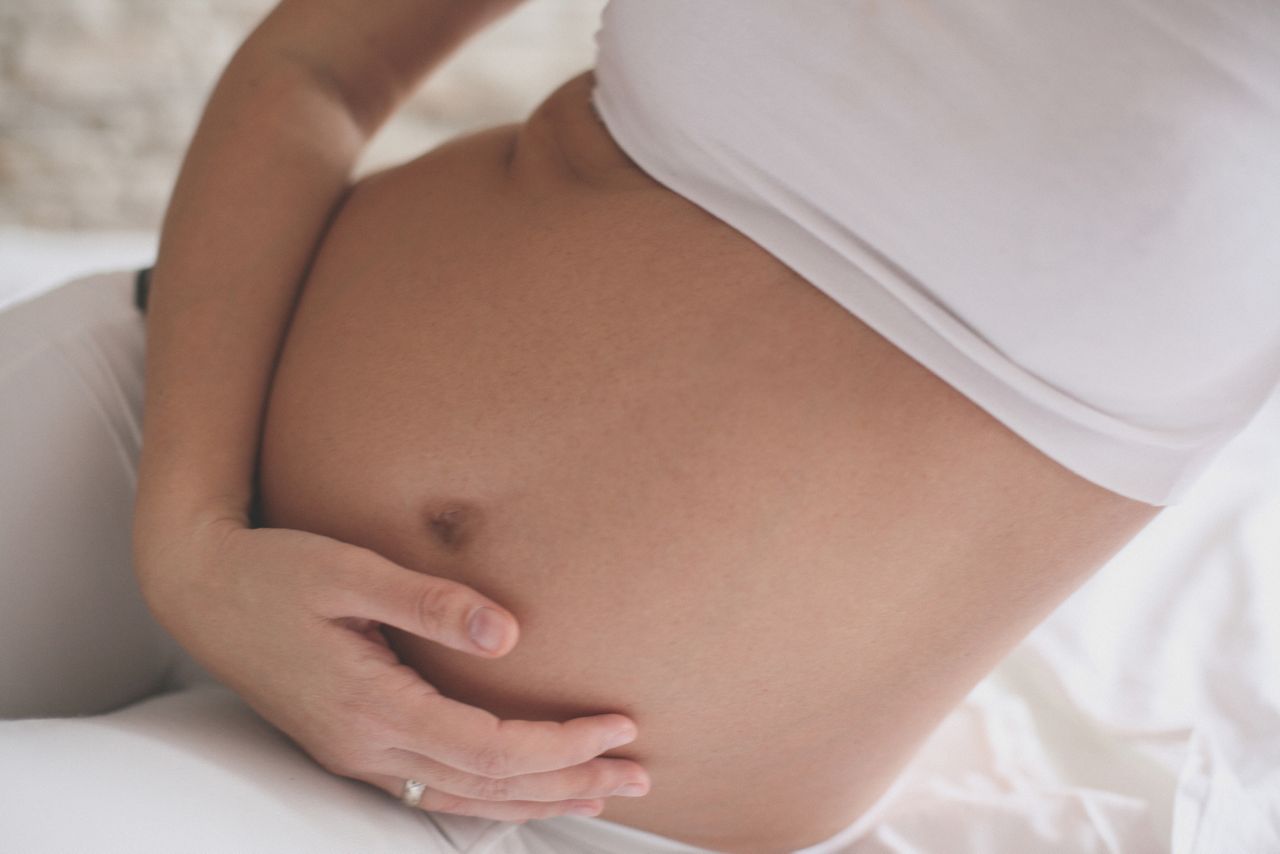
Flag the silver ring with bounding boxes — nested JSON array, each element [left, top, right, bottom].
[[401, 778, 427, 808]]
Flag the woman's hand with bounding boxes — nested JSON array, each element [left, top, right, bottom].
[[133, 512, 651, 822]]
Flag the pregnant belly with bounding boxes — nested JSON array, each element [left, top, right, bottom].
[[258, 76, 1159, 853]]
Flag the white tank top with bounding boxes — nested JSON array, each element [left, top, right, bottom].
[[589, 0, 1280, 506]]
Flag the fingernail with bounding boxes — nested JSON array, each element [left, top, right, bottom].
[[467, 607, 507, 653], [602, 728, 636, 751], [614, 782, 648, 797]]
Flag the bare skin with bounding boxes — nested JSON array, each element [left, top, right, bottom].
[[258, 70, 1163, 853]]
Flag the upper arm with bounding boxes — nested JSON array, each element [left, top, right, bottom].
[[240, 0, 529, 138]]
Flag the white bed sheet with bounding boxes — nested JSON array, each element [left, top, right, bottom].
[[2, 228, 1276, 853], [872, 385, 1280, 853]]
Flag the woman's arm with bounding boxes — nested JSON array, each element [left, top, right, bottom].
[[135, 0, 518, 532], [133, 0, 648, 821]]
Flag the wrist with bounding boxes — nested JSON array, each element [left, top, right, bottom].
[[134, 488, 250, 532], [132, 488, 250, 583], [134, 449, 253, 527]]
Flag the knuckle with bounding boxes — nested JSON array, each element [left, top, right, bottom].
[[470, 742, 514, 778], [413, 581, 461, 635], [587, 764, 617, 794], [472, 775, 512, 801]]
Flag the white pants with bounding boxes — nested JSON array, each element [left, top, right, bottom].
[[0, 271, 897, 853]]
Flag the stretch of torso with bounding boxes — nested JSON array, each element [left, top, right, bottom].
[[257, 71, 1160, 853]]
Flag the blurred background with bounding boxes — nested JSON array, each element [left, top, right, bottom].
[[0, 0, 606, 299]]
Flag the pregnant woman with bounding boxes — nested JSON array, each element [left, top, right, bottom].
[[3, 1, 1278, 852]]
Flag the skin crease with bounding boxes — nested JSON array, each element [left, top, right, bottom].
[[257, 70, 1163, 853]]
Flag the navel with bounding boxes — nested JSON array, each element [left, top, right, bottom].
[[426, 503, 478, 550]]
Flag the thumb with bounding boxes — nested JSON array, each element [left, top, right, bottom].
[[331, 551, 519, 657]]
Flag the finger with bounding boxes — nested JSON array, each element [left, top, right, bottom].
[[401, 691, 639, 777], [376, 748, 650, 802], [362, 772, 603, 821], [325, 549, 519, 657]]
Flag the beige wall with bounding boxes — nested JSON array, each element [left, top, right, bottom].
[[0, 0, 607, 229]]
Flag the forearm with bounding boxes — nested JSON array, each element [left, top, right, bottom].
[[133, 0, 524, 556], [134, 55, 359, 533]]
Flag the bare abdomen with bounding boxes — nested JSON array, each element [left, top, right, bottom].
[[258, 106, 1158, 852]]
